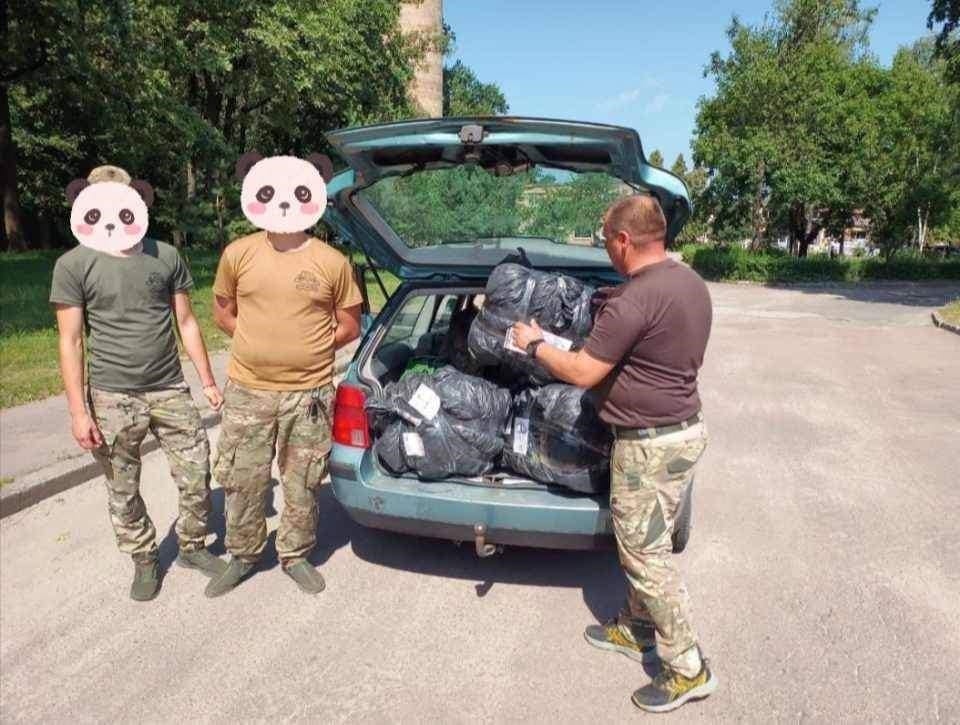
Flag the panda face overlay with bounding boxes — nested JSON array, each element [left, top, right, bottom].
[[69, 182, 150, 253], [240, 156, 329, 234]]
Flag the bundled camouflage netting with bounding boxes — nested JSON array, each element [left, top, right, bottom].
[[502, 384, 613, 494], [467, 263, 597, 385], [367, 366, 512, 479]]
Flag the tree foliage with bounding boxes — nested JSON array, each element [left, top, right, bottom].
[[442, 60, 508, 116], [929, 0, 960, 82], [2, 0, 424, 250], [693, 0, 959, 255], [363, 168, 623, 249]]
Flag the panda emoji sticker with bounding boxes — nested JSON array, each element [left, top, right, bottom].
[[235, 151, 334, 234], [66, 168, 154, 253]]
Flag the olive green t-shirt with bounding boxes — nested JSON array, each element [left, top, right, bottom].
[[49, 239, 193, 392]]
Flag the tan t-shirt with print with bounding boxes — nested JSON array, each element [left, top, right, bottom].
[[213, 232, 363, 390]]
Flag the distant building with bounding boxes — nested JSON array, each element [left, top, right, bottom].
[[399, 0, 443, 118]]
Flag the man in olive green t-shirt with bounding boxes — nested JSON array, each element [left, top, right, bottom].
[[51, 165, 227, 602]]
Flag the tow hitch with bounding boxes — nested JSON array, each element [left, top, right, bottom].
[[473, 523, 502, 558]]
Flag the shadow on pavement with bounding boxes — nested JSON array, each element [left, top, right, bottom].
[[346, 517, 628, 634]]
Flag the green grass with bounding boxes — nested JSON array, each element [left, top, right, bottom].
[[0, 476, 14, 487], [939, 300, 960, 326], [680, 244, 960, 283], [0, 245, 399, 409]]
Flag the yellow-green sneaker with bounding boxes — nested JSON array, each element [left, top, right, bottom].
[[583, 618, 658, 663], [631, 654, 718, 713]]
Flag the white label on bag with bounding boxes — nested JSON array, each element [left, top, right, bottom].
[[408, 384, 441, 421], [513, 417, 530, 455], [504, 328, 574, 355], [403, 432, 425, 457]]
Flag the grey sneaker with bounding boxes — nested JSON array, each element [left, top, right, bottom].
[[177, 548, 228, 577], [584, 617, 658, 663], [204, 558, 255, 598], [283, 559, 326, 595], [130, 559, 161, 602]]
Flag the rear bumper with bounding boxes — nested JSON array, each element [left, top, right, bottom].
[[330, 444, 615, 551]]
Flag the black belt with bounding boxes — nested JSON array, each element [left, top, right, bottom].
[[612, 412, 703, 440]]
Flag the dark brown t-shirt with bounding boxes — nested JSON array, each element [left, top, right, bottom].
[[584, 259, 712, 428]]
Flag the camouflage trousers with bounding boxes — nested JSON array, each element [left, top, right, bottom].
[[213, 381, 334, 564], [610, 418, 708, 666], [89, 386, 212, 562]]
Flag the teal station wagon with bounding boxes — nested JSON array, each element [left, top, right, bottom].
[[322, 117, 693, 557]]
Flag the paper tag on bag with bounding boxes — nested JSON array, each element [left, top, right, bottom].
[[513, 417, 530, 455], [504, 328, 524, 354], [407, 384, 441, 421], [403, 432, 425, 458], [504, 328, 574, 354]]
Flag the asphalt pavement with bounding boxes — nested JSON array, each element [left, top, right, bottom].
[[1, 281, 959, 723]]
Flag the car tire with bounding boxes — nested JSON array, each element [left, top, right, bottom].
[[671, 478, 693, 554]]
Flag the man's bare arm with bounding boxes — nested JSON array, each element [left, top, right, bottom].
[[213, 294, 238, 337], [511, 319, 615, 389], [173, 292, 222, 410], [54, 304, 103, 449], [334, 304, 362, 350]]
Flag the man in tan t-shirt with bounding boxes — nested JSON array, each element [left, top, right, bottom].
[[205, 151, 362, 597]]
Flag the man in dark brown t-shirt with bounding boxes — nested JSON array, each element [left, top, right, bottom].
[[511, 194, 716, 713]]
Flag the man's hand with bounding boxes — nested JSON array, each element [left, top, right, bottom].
[[71, 412, 103, 450], [511, 319, 544, 353], [202, 384, 224, 412]]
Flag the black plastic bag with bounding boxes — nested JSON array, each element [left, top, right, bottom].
[[467, 263, 596, 385], [367, 366, 512, 479], [502, 385, 613, 493]]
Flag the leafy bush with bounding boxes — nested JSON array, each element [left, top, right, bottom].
[[679, 245, 960, 282]]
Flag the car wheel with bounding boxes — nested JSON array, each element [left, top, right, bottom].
[[671, 477, 694, 554]]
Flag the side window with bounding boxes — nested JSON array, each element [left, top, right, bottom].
[[382, 295, 429, 347], [380, 294, 463, 355]]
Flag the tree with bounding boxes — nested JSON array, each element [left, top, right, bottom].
[[521, 172, 622, 241], [5, 0, 424, 250], [648, 149, 664, 168], [443, 60, 508, 116], [693, 0, 882, 256], [856, 42, 958, 256], [929, 0, 960, 82], [671, 154, 688, 178]]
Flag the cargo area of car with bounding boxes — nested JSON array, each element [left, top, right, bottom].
[[355, 285, 597, 496]]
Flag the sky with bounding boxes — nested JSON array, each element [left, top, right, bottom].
[[443, 0, 937, 167]]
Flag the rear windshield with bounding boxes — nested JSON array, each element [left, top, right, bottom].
[[358, 166, 636, 255]]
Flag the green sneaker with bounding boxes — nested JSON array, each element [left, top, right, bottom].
[[130, 559, 161, 602], [177, 548, 228, 577], [584, 618, 658, 663], [204, 558, 255, 598], [283, 559, 326, 595], [631, 653, 718, 713]]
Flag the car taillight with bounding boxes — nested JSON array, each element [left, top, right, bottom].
[[333, 383, 371, 448]]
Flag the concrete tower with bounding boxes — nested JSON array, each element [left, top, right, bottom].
[[399, 0, 444, 117]]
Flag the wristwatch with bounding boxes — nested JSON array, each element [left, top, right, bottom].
[[526, 338, 544, 358]]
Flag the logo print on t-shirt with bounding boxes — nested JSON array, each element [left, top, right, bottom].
[[294, 270, 321, 293], [145, 272, 167, 294]]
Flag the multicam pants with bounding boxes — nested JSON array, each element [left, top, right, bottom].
[[213, 381, 334, 564], [610, 418, 708, 666], [89, 386, 212, 562]]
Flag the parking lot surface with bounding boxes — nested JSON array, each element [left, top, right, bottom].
[[2, 281, 958, 722]]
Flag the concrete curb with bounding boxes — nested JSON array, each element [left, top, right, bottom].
[[0, 343, 359, 520], [0, 412, 221, 520], [931, 310, 960, 336]]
